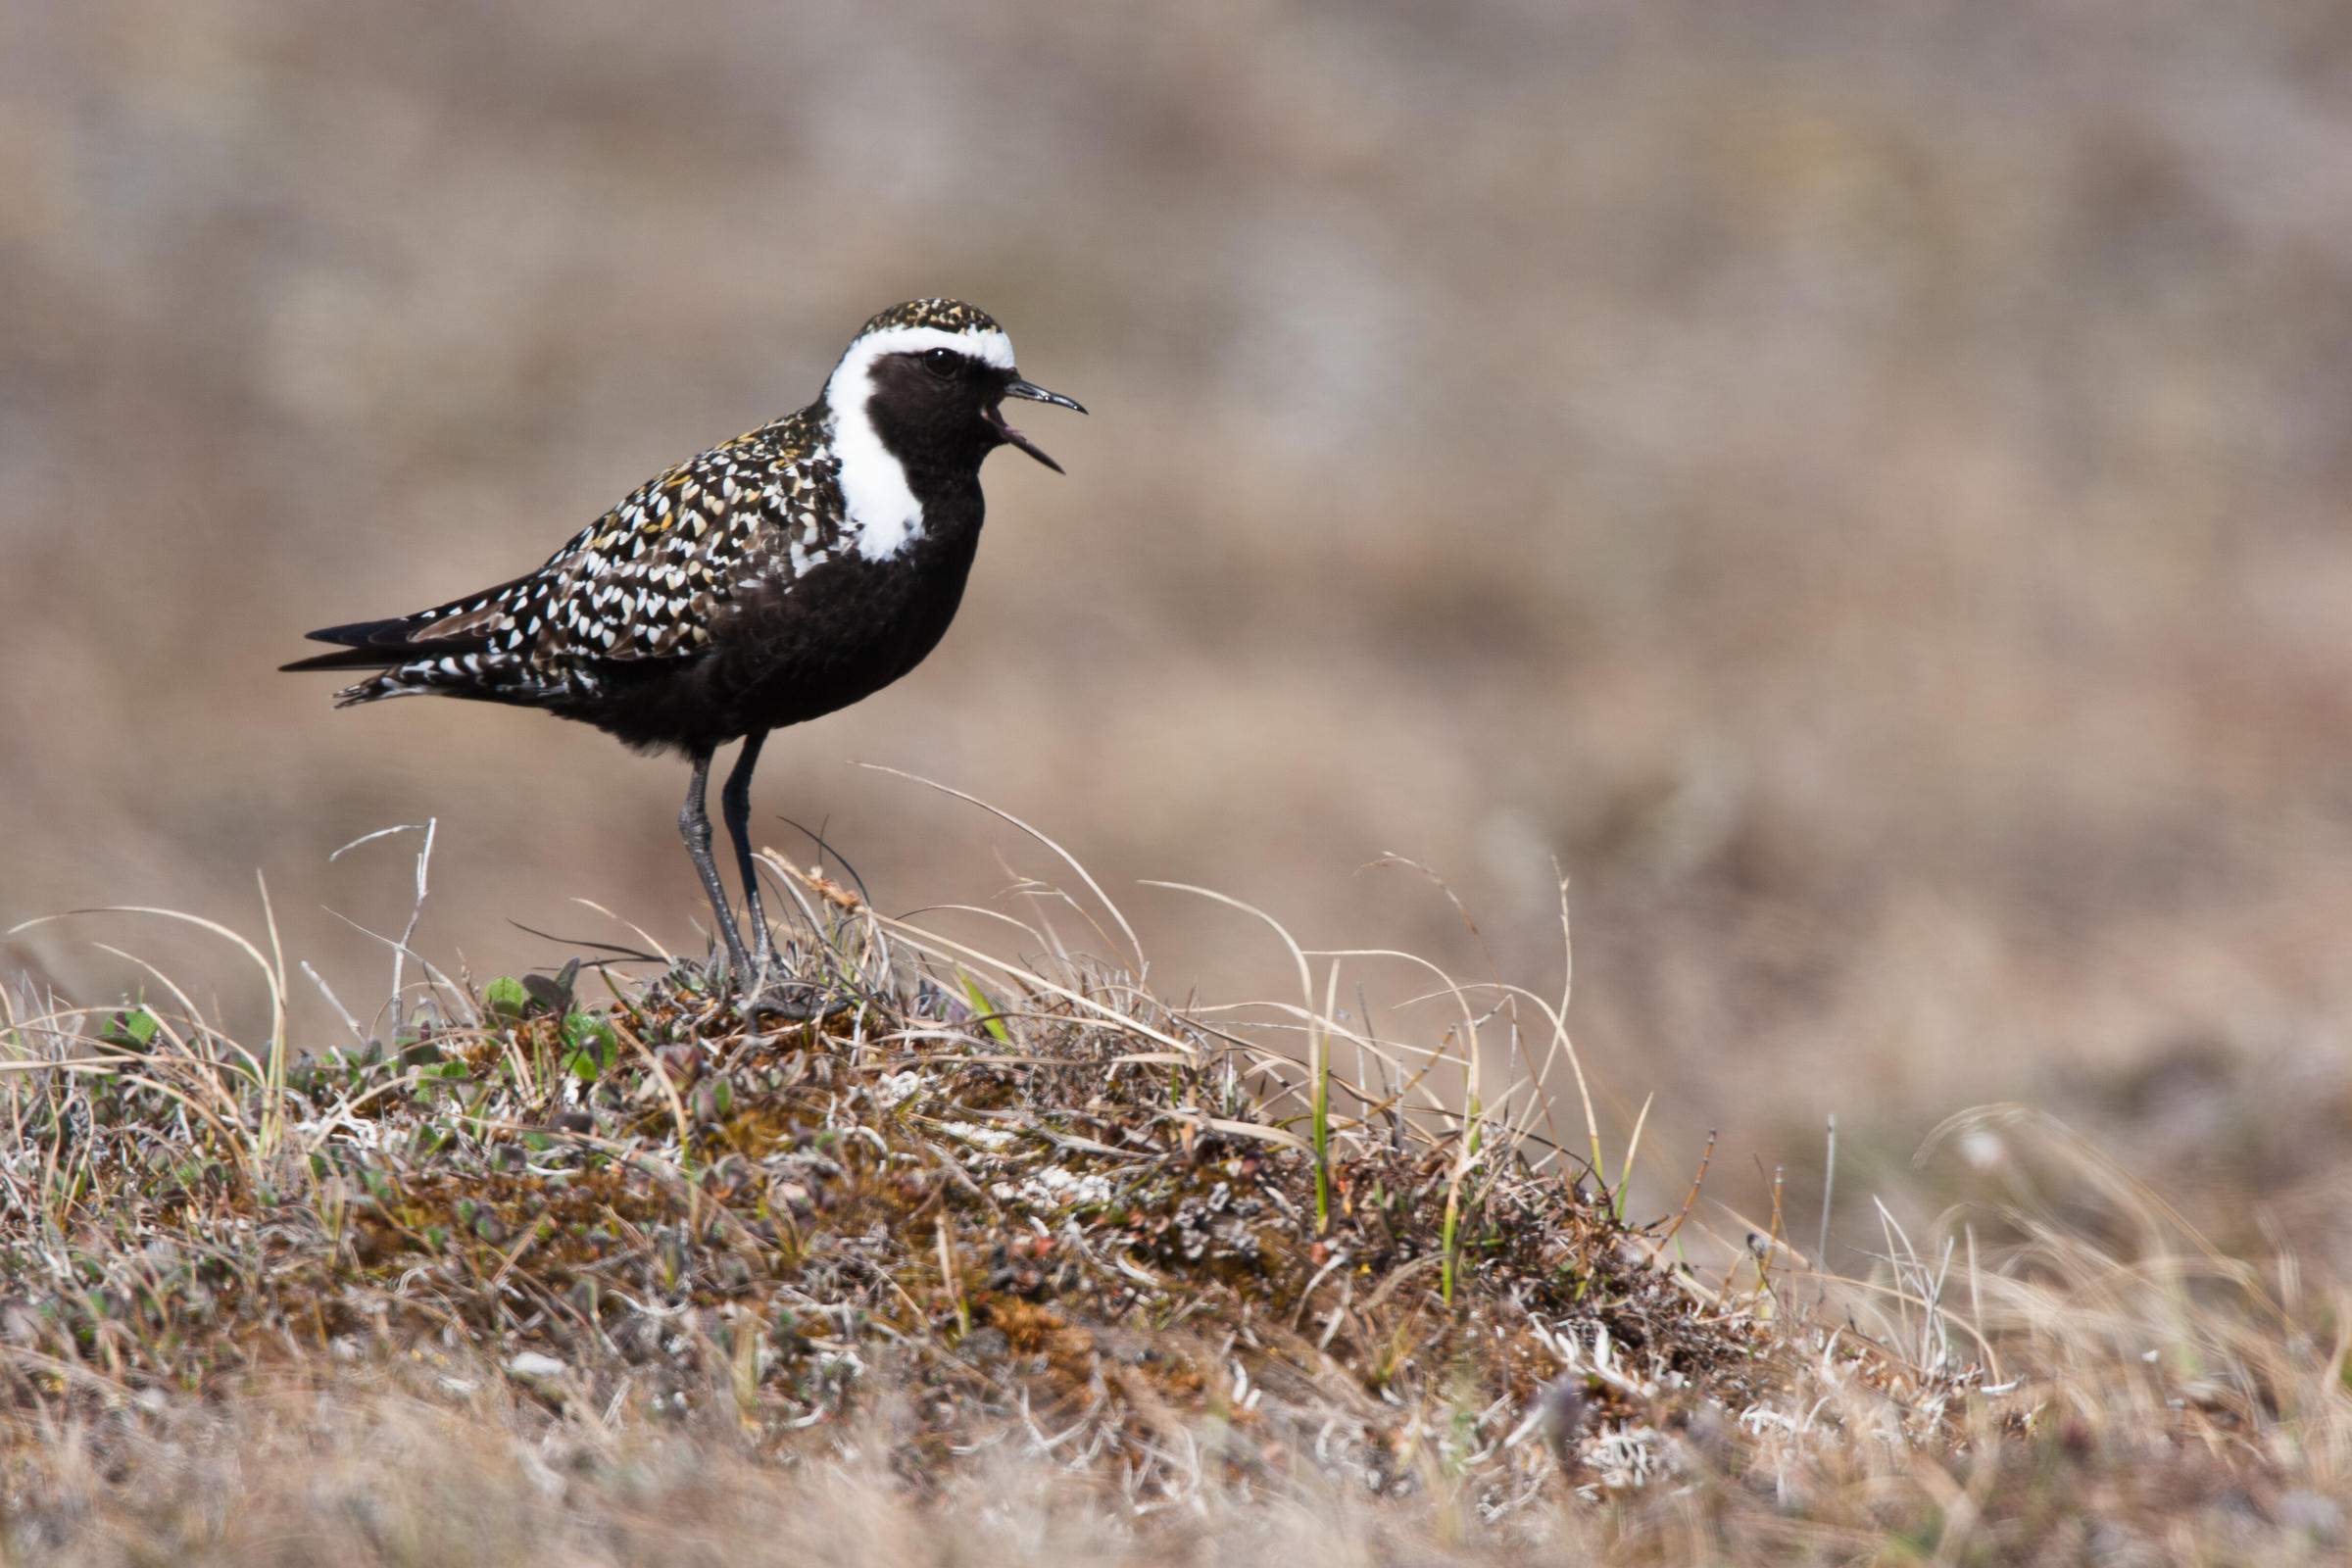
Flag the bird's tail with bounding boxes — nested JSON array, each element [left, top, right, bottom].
[[281, 572, 548, 704]]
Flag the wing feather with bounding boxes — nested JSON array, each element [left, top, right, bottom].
[[284, 409, 845, 706]]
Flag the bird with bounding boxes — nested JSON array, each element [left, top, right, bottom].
[[283, 299, 1084, 1009]]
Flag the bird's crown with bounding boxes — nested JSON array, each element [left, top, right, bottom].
[[853, 299, 1004, 340]]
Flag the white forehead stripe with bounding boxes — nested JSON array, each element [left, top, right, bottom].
[[825, 324, 1016, 409], [824, 324, 1016, 562]]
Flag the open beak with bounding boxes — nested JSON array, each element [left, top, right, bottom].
[[986, 377, 1087, 472]]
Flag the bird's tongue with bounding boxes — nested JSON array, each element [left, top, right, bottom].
[[983, 404, 1063, 473]]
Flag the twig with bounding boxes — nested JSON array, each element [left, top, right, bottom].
[[1818, 1112, 1837, 1273], [1657, 1127, 1715, 1248]]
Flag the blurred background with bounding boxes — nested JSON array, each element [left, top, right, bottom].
[[8, 0, 2352, 1264]]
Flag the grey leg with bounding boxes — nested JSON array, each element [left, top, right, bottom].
[[719, 730, 773, 974], [678, 749, 754, 982]]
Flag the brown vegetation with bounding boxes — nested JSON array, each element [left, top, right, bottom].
[[4, 850, 2350, 1561]]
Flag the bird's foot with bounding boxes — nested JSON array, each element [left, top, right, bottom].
[[734, 975, 842, 1023]]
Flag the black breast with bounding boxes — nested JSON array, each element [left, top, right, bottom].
[[571, 483, 988, 756]]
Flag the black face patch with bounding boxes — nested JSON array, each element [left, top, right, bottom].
[[864, 351, 1014, 466]]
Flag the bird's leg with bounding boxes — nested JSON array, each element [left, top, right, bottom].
[[716, 733, 819, 1018], [719, 730, 774, 979], [679, 749, 755, 986]]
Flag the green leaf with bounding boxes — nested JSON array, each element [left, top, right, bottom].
[[561, 1014, 618, 1081], [482, 976, 530, 1023], [956, 968, 1011, 1046], [521, 959, 579, 1016], [101, 1006, 161, 1054]]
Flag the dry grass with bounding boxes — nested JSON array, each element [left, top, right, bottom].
[[4, 832, 2349, 1564]]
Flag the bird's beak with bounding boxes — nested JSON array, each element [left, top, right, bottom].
[[986, 377, 1087, 472]]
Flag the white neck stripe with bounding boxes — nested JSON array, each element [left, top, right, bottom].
[[824, 325, 1017, 563]]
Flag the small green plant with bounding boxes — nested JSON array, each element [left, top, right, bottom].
[[481, 975, 530, 1024], [562, 1012, 618, 1081], [99, 1004, 161, 1054], [956, 967, 1011, 1046]]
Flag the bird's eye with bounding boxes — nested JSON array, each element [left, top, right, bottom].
[[923, 347, 962, 377]]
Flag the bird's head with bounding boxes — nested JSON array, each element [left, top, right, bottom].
[[825, 299, 1085, 473]]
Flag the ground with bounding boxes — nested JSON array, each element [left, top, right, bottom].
[[3, 854, 2345, 1564]]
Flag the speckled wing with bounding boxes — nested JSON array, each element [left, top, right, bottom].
[[287, 410, 849, 706], [521, 411, 844, 666]]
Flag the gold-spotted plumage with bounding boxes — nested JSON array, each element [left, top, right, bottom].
[[336, 408, 845, 703]]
